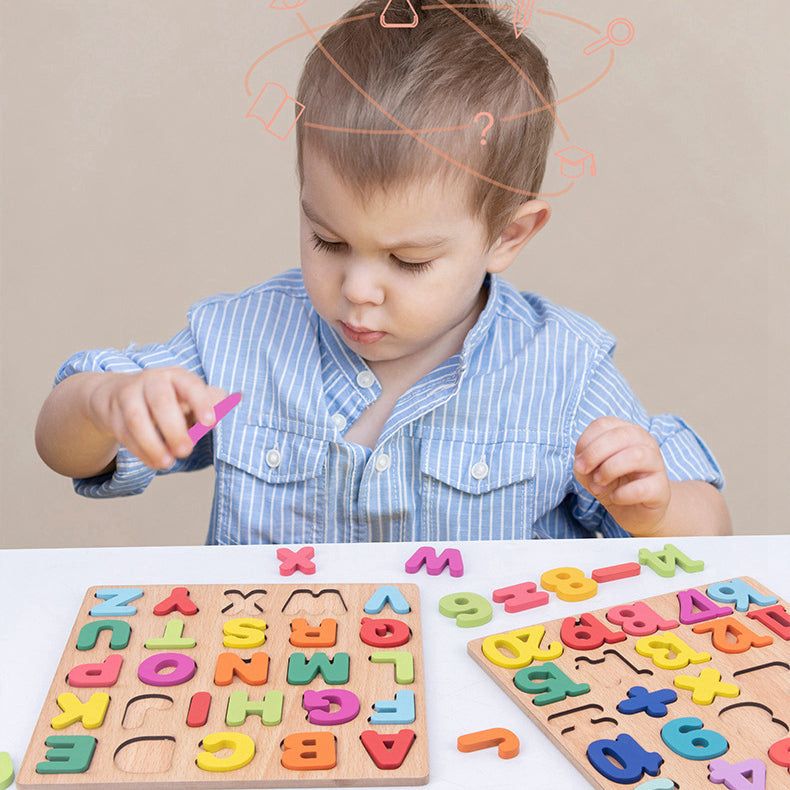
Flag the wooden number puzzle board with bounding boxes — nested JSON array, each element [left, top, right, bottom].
[[468, 577, 790, 789], [18, 583, 428, 788]]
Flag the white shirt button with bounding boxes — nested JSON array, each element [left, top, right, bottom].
[[265, 448, 282, 469], [374, 452, 391, 472], [331, 413, 347, 431], [356, 370, 376, 389], [471, 461, 489, 480]]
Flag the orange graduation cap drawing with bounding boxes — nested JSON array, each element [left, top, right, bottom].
[[554, 146, 597, 178], [269, 0, 308, 8], [247, 83, 305, 141]]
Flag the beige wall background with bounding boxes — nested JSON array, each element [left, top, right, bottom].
[[2, 0, 788, 548]]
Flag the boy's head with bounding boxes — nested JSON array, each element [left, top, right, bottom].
[[296, 0, 557, 248]]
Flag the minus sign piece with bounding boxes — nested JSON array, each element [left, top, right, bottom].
[[591, 562, 641, 583], [188, 392, 242, 444]]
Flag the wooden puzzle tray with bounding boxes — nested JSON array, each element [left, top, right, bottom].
[[18, 583, 428, 788], [468, 576, 790, 789]]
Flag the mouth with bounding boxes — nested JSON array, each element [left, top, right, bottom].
[[340, 321, 386, 345]]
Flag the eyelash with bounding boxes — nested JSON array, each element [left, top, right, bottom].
[[310, 233, 434, 274]]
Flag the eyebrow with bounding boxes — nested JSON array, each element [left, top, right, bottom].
[[301, 199, 452, 250]]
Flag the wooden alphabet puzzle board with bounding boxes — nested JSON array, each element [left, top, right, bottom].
[[18, 583, 428, 788], [468, 577, 790, 789]]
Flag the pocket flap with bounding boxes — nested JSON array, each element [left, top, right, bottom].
[[215, 423, 327, 484], [420, 438, 538, 495]]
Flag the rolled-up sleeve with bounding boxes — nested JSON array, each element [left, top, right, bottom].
[[54, 327, 214, 498], [568, 348, 724, 537]]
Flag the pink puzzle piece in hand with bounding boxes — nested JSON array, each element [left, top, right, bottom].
[[188, 392, 242, 445]]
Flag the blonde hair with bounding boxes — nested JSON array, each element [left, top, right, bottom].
[[296, 0, 557, 248]]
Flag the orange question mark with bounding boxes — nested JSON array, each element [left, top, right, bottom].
[[473, 112, 494, 146]]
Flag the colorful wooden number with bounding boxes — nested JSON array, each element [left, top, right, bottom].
[[457, 728, 520, 759], [709, 757, 766, 789], [438, 592, 492, 627], [0, 753, 12, 790], [591, 562, 641, 583], [586, 734, 663, 784], [540, 567, 598, 602], [660, 716, 728, 760], [492, 581, 549, 613]]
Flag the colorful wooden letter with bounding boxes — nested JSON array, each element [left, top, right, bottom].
[[540, 567, 598, 602], [152, 586, 198, 616], [68, 654, 123, 688], [364, 585, 411, 614], [35, 736, 97, 775], [276, 546, 316, 576], [137, 653, 196, 687], [692, 616, 773, 654], [360, 729, 415, 770], [359, 617, 411, 647], [673, 667, 739, 705], [560, 612, 627, 650], [634, 633, 710, 670], [197, 732, 255, 772], [404, 546, 464, 577], [606, 601, 678, 637], [51, 692, 110, 730], [747, 604, 790, 640], [660, 716, 728, 760], [708, 757, 767, 790], [370, 690, 415, 725], [144, 618, 196, 649], [676, 588, 732, 625], [289, 618, 337, 647], [638, 544, 704, 577], [303, 689, 360, 725], [370, 651, 414, 684], [280, 732, 336, 771], [225, 690, 283, 726], [591, 562, 641, 583], [617, 686, 678, 718], [706, 579, 778, 612], [222, 618, 267, 649], [214, 652, 270, 686], [186, 692, 211, 728], [287, 652, 349, 685], [89, 588, 143, 617], [76, 619, 131, 651]]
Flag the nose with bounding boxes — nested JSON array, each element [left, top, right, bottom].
[[340, 258, 385, 306]]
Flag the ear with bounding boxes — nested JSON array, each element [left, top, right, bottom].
[[486, 200, 551, 274]]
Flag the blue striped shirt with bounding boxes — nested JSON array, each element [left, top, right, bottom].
[[56, 270, 723, 544]]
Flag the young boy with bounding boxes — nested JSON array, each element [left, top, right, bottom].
[[35, 0, 731, 544]]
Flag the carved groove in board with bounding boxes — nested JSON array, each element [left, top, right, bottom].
[[221, 589, 267, 615]]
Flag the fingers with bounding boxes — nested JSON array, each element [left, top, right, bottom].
[[92, 368, 227, 470]]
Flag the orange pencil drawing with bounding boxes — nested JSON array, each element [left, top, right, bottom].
[[513, 0, 536, 39]]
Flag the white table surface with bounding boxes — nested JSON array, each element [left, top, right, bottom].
[[0, 535, 786, 789]]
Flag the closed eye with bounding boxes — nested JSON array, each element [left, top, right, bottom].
[[310, 232, 435, 273]]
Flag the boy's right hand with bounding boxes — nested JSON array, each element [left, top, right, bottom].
[[86, 367, 227, 470]]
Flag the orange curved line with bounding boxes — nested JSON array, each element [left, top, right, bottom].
[[244, 13, 376, 96], [500, 49, 614, 122], [432, 0, 568, 141], [297, 12, 568, 198]]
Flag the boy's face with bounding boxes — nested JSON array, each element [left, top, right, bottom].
[[299, 150, 503, 372]]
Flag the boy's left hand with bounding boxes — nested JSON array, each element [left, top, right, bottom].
[[573, 416, 671, 537]]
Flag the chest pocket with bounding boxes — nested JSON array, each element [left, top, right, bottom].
[[419, 438, 538, 540], [213, 421, 328, 544]]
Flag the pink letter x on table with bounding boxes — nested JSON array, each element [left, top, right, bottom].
[[277, 546, 316, 576]]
